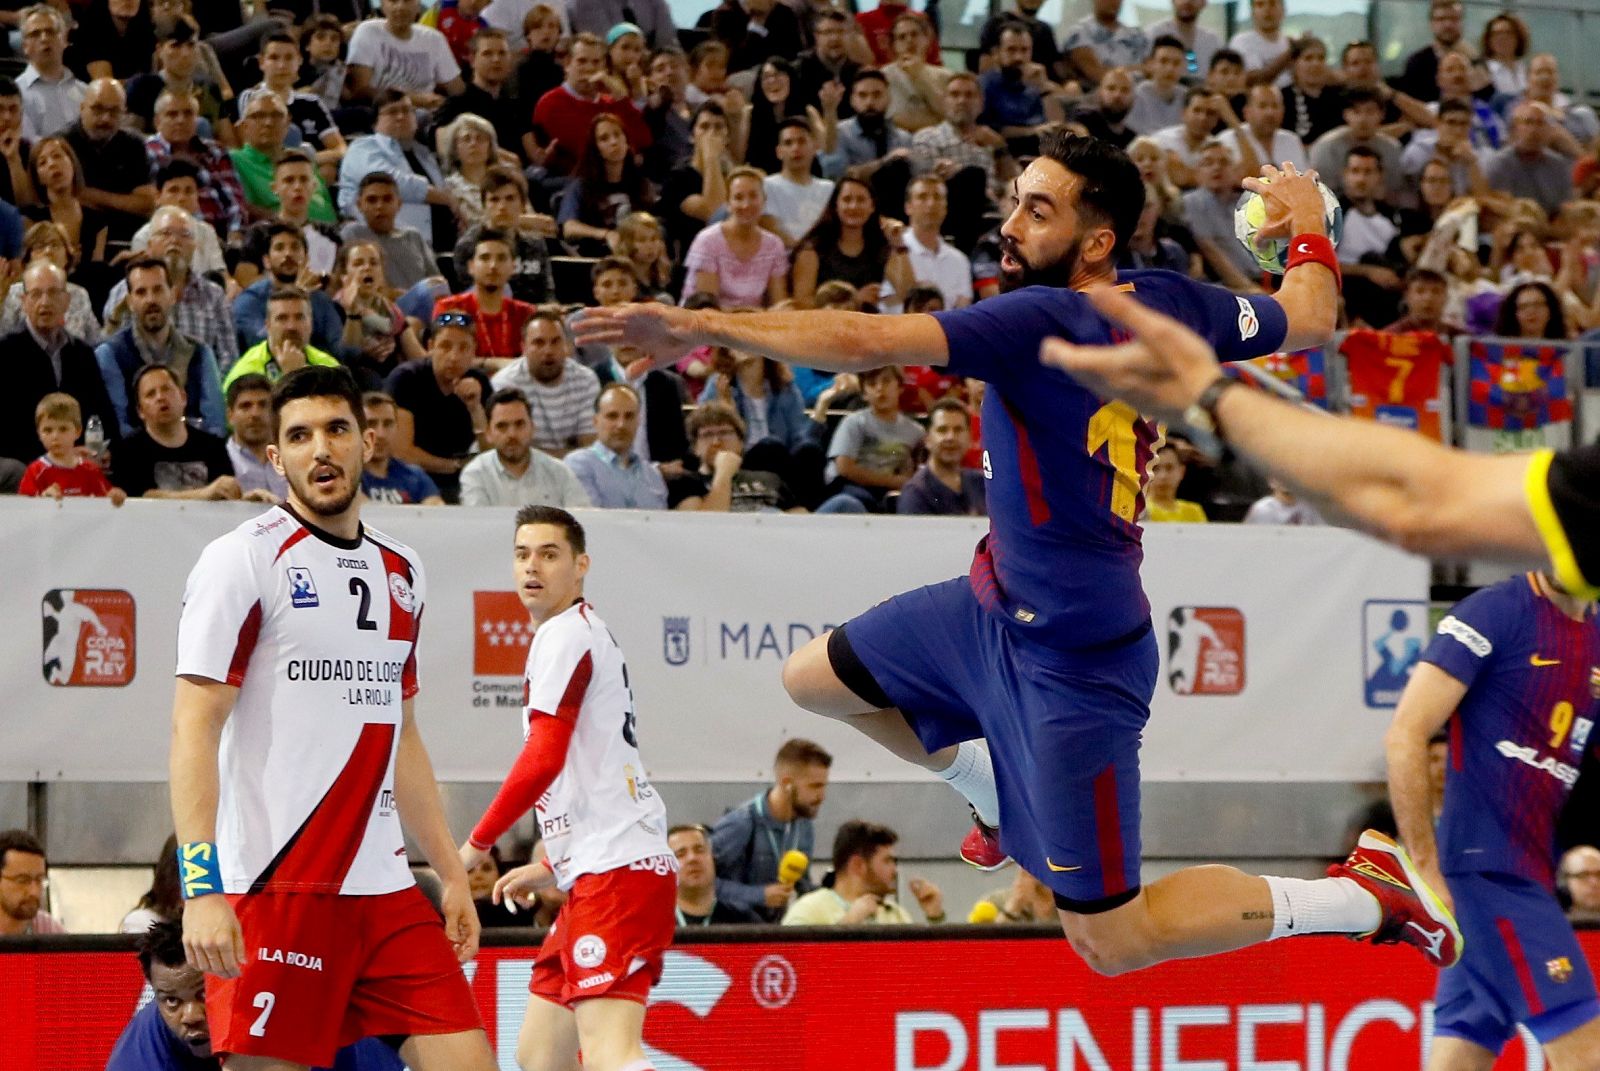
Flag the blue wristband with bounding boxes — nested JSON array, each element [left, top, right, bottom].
[[178, 841, 222, 899]]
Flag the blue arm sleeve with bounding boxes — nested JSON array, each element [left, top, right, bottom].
[[1151, 273, 1289, 362], [95, 344, 134, 439], [1421, 585, 1519, 689]]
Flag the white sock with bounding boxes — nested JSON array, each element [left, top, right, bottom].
[[937, 740, 1000, 827], [1263, 875, 1381, 940]]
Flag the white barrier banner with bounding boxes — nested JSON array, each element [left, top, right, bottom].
[[0, 499, 1426, 783]]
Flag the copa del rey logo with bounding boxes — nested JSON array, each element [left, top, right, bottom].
[[474, 591, 532, 676], [1165, 606, 1246, 696], [42, 588, 136, 687]]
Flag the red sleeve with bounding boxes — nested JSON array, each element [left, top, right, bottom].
[[469, 713, 576, 850]]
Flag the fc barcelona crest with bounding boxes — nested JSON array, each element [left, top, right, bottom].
[[1548, 957, 1574, 983], [663, 617, 690, 667]]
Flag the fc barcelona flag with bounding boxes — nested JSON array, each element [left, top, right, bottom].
[[1246, 348, 1329, 409], [1467, 340, 1573, 430], [1340, 330, 1451, 441]]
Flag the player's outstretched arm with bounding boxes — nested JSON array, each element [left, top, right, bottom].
[[1243, 164, 1338, 351], [1044, 287, 1547, 563], [573, 303, 952, 371], [393, 698, 480, 964], [1384, 663, 1467, 913], [170, 675, 246, 978]]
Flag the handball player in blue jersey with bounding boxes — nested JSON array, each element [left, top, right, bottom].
[[575, 129, 1459, 975], [1385, 572, 1600, 1071]]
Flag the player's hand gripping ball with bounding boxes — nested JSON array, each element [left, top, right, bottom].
[[1234, 177, 1343, 275]]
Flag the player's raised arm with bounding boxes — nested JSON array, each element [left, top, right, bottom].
[[1244, 164, 1339, 351], [170, 675, 245, 979]]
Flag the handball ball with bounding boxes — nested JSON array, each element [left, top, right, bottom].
[[1234, 178, 1343, 275]]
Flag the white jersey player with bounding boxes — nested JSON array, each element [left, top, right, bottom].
[[169, 364, 497, 1071], [459, 505, 675, 1071]]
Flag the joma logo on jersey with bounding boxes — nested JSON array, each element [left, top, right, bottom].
[[41, 588, 136, 687], [287, 568, 318, 608], [1495, 740, 1579, 786], [1165, 607, 1245, 696]]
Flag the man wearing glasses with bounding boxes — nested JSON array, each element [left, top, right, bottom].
[[0, 829, 64, 936], [62, 79, 158, 245]]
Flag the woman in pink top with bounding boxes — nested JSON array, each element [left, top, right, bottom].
[[681, 167, 789, 308]]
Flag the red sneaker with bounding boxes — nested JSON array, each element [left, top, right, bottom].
[[1328, 829, 1463, 968], [959, 811, 1011, 871]]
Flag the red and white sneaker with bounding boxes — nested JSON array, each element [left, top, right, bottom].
[[959, 810, 1011, 871], [1328, 829, 1463, 968]]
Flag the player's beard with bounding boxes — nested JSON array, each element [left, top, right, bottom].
[[287, 461, 359, 518], [1000, 234, 1083, 292]]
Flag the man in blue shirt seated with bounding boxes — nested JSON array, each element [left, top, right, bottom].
[[565, 381, 669, 509], [360, 390, 444, 505], [897, 398, 987, 516]]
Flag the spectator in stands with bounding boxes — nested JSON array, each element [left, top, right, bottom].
[[144, 89, 243, 242], [1121, 182, 1191, 273], [558, 112, 657, 256], [698, 348, 810, 458], [1438, 51, 1504, 150], [1221, 81, 1306, 177], [220, 373, 285, 501], [857, 0, 935, 68], [1061, 0, 1148, 88], [225, 287, 340, 392], [565, 381, 668, 508], [346, 0, 465, 108], [436, 113, 500, 232], [334, 241, 425, 389], [684, 166, 789, 307], [0, 830, 62, 936], [1486, 101, 1576, 217], [301, 13, 352, 115], [567, 0, 676, 49], [643, 45, 695, 174], [1480, 13, 1530, 99], [659, 101, 732, 257], [1338, 146, 1405, 327], [897, 398, 985, 516], [454, 168, 556, 306], [793, 9, 862, 119], [230, 96, 339, 228], [604, 24, 650, 105], [1388, 267, 1466, 338], [1151, 87, 1233, 184], [120, 835, 180, 933], [1183, 139, 1259, 292], [670, 400, 802, 511], [23, 136, 111, 299], [1398, 0, 1467, 103], [1336, 40, 1436, 132], [978, 25, 1059, 154], [1519, 54, 1600, 149], [973, 870, 1056, 924], [684, 40, 730, 109], [1401, 99, 1491, 198], [233, 224, 343, 356], [820, 69, 910, 184], [0, 260, 116, 470], [1149, 0, 1220, 83], [1126, 39, 1186, 138], [466, 845, 523, 930], [343, 172, 443, 292], [97, 258, 224, 437], [909, 73, 1006, 228], [609, 215, 673, 304], [0, 76, 35, 209], [420, 0, 490, 67], [460, 387, 591, 507], [339, 89, 456, 255], [738, 57, 810, 176], [670, 825, 759, 926], [792, 176, 914, 308], [491, 308, 601, 457], [821, 364, 923, 512], [1397, 159, 1465, 268], [1309, 89, 1402, 200], [233, 31, 346, 174], [1560, 846, 1600, 924], [711, 738, 830, 920], [69, 0, 158, 83], [1495, 281, 1568, 341], [385, 312, 483, 500], [436, 28, 533, 167], [1227, 0, 1290, 88], [246, 151, 341, 279], [104, 207, 236, 373], [900, 175, 971, 309], [115, 364, 238, 500], [17, 392, 123, 502], [17, 5, 85, 141], [1244, 477, 1324, 525], [1075, 65, 1139, 147], [1143, 442, 1207, 522], [1204, 48, 1248, 117], [129, 161, 227, 280], [979, 4, 1060, 80], [702, 0, 801, 77], [434, 229, 537, 366], [882, 15, 951, 135], [532, 32, 652, 178], [62, 79, 157, 246], [570, 257, 640, 380], [361, 390, 444, 504], [782, 820, 945, 925], [509, 4, 564, 100], [1279, 36, 1340, 146], [127, 22, 224, 138]]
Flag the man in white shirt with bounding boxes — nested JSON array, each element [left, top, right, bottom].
[[1218, 83, 1307, 174], [347, 0, 466, 110], [459, 389, 592, 507], [223, 373, 287, 502], [763, 117, 834, 245], [490, 312, 601, 457], [900, 175, 972, 308], [1227, 0, 1292, 88], [16, 5, 84, 139]]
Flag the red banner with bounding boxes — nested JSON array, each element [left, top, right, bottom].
[[2, 929, 1575, 1070]]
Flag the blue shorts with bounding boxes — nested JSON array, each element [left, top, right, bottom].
[[1433, 870, 1600, 1052], [837, 577, 1157, 908]]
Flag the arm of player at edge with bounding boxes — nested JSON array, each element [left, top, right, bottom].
[[393, 697, 482, 964], [1384, 663, 1467, 914], [170, 675, 247, 978]]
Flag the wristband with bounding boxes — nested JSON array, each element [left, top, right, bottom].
[[1285, 233, 1341, 289], [178, 841, 223, 899], [1180, 374, 1241, 462]]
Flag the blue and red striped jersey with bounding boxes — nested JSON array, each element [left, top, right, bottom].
[[1426, 573, 1600, 887], [930, 270, 1289, 649]]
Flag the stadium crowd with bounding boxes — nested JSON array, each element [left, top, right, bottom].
[[1, 0, 1595, 525]]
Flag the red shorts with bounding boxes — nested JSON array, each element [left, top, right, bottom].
[[207, 885, 482, 1067], [530, 856, 677, 1008]]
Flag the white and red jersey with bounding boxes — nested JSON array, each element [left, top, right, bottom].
[[526, 601, 669, 890], [175, 506, 424, 896]]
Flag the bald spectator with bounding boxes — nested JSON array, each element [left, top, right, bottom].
[[781, 820, 945, 925], [459, 388, 591, 508], [564, 382, 668, 509], [1519, 54, 1600, 148], [346, 0, 466, 108], [712, 738, 831, 921], [1397, 0, 1467, 103], [1485, 101, 1576, 216], [144, 87, 245, 241], [62, 79, 157, 244], [670, 825, 760, 926], [230, 98, 340, 228], [1075, 65, 1138, 147], [0, 830, 64, 936], [1561, 846, 1600, 924], [16, 5, 84, 140], [1218, 82, 1306, 176]]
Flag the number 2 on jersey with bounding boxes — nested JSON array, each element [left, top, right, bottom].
[[249, 991, 276, 1037], [1087, 402, 1142, 522], [349, 578, 377, 631]]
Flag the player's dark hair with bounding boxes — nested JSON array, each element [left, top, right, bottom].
[[514, 505, 587, 555], [1036, 129, 1145, 256], [137, 919, 189, 980], [0, 829, 45, 866], [831, 820, 897, 874], [271, 365, 365, 434], [226, 372, 274, 409], [775, 738, 833, 770]]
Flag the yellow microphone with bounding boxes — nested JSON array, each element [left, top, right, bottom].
[[778, 850, 809, 886], [967, 900, 1000, 924]]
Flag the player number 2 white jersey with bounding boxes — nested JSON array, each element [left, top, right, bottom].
[[175, 507, 423, 896], [526, 601, 669, 890]]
